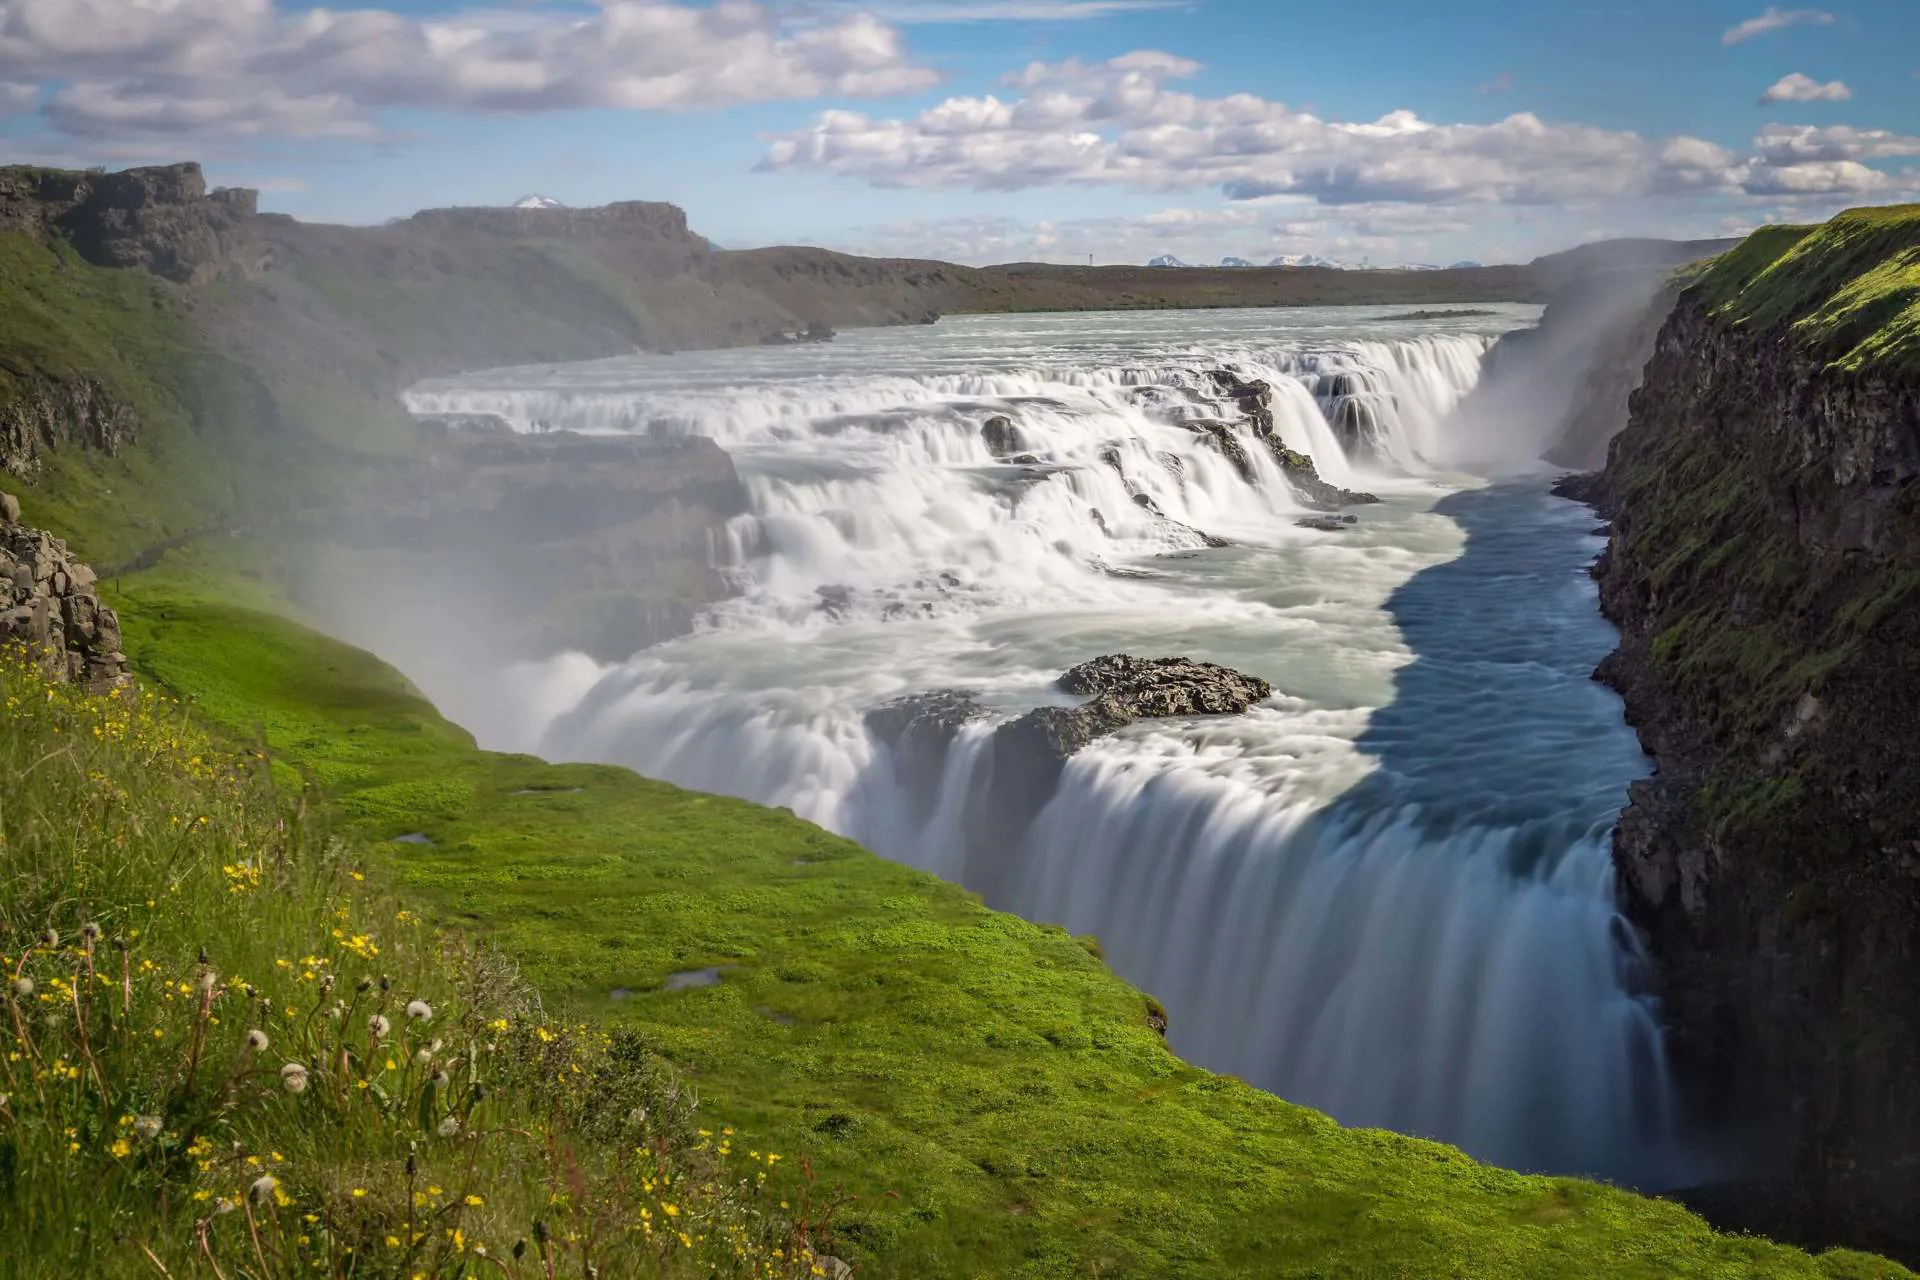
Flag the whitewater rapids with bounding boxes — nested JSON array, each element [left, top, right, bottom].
[[401, 304, 1680, 1185]]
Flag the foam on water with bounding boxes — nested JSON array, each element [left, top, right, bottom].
[[401, 304, 1681, 1184]]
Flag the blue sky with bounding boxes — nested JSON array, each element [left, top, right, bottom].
[[2, 0, 1915, 264]]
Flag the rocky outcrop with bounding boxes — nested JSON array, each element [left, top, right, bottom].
[[1, 163, 260, 286], [1587, 256, 1920, 1260], [0, 374, 141, 478], [301, 426, 749, 664], [1, 492, 130, 691], [1544, 278, 1682, 470], [865, 655, 1271, 901], [981, 415, 1027, 457]]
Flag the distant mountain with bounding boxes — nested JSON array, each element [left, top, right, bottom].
[[1147, 254, 1192, 268], [1449, 260, 1483, 269], [1268, 253, 1354, 269], [513, 194, 567, 210], [1220, 256, 1256, 268]]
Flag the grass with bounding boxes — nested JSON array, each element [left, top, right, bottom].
[[84, 553, 1912, 1280], [1690, 204, 1920, 376], [0, 642, 846, 1279], [7, 188, 1918, 1278]]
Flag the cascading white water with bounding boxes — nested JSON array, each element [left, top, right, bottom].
[[399, 304, 1680, 1185]]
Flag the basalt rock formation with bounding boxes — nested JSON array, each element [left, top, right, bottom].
[[301, 424, 749, 665], [867, 655, 1271, 874], [1584, 207, 1920, 1262], [0, 162, 261, 286], [0, 375, 141, 478], [1, 491, 130, 691]]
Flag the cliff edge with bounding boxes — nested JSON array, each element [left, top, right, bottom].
[[1591, 204, 1920, 1260]]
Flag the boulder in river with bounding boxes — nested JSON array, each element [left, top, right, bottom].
[[981, 415, 1027, 457], [866, 654, 1272, 899]]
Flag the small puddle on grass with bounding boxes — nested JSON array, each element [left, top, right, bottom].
[[391, 833, 434, 846]]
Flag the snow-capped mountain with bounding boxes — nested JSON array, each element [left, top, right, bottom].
[[1220, 256, 1256, 268], [1267, 253, 1354, 269], [513, 194, 567, 210], [1147, 254, 1192, 268]]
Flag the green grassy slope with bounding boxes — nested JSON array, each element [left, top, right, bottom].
[[0, 640, 860, 1280], [1691, 204, 1920, 376], [101, 556, 1908, 1280]]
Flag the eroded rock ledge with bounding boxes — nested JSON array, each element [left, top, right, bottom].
[[0, 490, 130, 691], [1584, 280, 1920, 1261]]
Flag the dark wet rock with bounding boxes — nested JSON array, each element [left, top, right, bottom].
[[1205, 369, 1276, 438], [1130, 491, 1163, 516], [410, 410, 516, 436], [1089, 507, 1111, 537], [1056, 653, 1272, 709], [868, 655, 1271, 903], [1097, 443, 1124, 472], [1178, 419, 1256, 482], [981, 415, 1027, 456], [1264, 438, 1379, 509], [816, 584, 856, 618], [1296, 515, 1358, 532], [1550, 471, 1604, 504], [1010, 453, 1042, 465]]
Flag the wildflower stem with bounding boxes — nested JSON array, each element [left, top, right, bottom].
[[130, 1236, 177, 1279]]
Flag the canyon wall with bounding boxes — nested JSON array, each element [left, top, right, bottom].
[[1589, 208, 1920, 1260]]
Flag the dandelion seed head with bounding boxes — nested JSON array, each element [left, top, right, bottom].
[[134, 1115, 163, 1140], [246, 1028, 270, 1052], [413, 1048, 433, 1068], [435, 1115, 460, 1139], [280, 1062, 310, 1094], [80, 922, 102, 943], [10, 977, 32, 999], [248, 1175, 278, 1206], [405, 999, 433, 1023], [368, 1014, 390, 1039], [39, 928, 58, 949]]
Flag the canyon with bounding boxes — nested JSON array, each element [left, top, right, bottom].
[[3, 159, 1918, 1273]]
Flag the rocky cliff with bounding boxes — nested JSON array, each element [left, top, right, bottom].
[[1, 488, 130, 691], [1588, 205, 1920, 1260], [296, 423, 749, 667], [1467, 239, 1728, 468]]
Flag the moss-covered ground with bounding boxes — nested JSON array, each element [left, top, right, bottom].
[[79, 549, 1904, 1280], [1691, 203, 1920, 376], [6, 197, 1914, 1278]]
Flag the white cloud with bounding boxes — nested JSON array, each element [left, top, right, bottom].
[[853, 0, 1191, 20], [1721, 7, 1835, 44], [0, 0, 938, 141], [764, 49, 1920, 211], [1760, 72, 1852, 103], [761, 52, 1773, 207]]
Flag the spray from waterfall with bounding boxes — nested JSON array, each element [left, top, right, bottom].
[[381, 307, 1681, 1187]]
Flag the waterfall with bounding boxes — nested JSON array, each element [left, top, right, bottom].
[[401, 306, 1680, 1186]]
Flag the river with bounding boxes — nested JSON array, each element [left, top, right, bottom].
[[403, 303, 1680, 1185]]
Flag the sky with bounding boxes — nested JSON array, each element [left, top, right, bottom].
[[1, 0, 1916, 266]]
